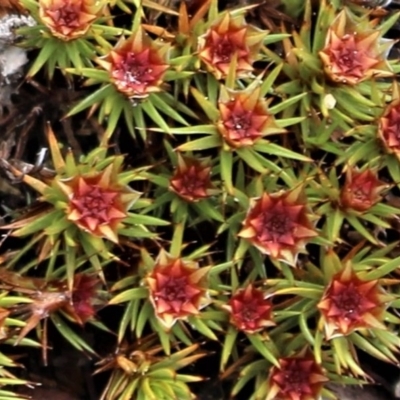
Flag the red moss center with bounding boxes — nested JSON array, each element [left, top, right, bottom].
[[180, 174, 204, 194], [158, 276, 188, 302], [387, 107, 400, 136], [72, 289, 92, 318], [47, 4, 81, 28], [112, 52, 154, 87], [259, 212, 293, 242], [71, 186, 117, 223], [240, 303, 259, 322], [224, 110, 253, 137], [280, 366, 310, 395], [336, 48, 361, 72], [351, 186, 370, 203], [328, 35, 363, 76], [214, 37, 235, 62], [332, 286, 363, 320]]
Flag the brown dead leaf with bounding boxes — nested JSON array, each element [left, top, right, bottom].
[[16, 291, 68, 344]]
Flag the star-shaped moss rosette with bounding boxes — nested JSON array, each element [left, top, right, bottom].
[[16, 0, 125, 79], [264, 0, 398, 150], [197, 10, 267, 80], [161, 75, 308, 192], [268, 246, 400, 377], [61, 273, 102, 325], [214, 277, 279, 370], [66, 26, 197, 141], [140, 1, 285, 99], [317, 263, 391, 339], [379, 81, 400, 161], [1, 125, 167, 284], [169, 153, 215, 203], [218, 282, 277, 370], [95, 31, 169, 98], [142, 150, 222, 224], [60, 174, 135, 242], [340, 167, 387, 212], [238, 186, 318, 266], [223, 284, 275, 334], [146, 250, 210, 329], [38, 0, 100, 41], [308, 164, 398, 244], [266, 352, 328, 400], [216, 84, 284, 149], [109, 241, 224, 353], [229, 341, 336, 400], [219, 277, 279, 371], [319, 9, 394, 86]]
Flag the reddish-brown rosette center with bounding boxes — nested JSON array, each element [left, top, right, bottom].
[[241, 303, 259, 322], [351, 185, 370, 203], [179, 170, 206, 196], [232, 303, 265, 333], [170, 160, 212, 202], [102, 30, 169, 98], [198, 18, 255, 80], [70, 185, 118, 225], [153, 268, 202, 312], [279, 365, 312, 397], [218, 91, 273, 148], [328, 35, 363, 77], [214, 36, 236, 62], [240, 192, 317, 265], [71, 275, 98, 322], [156, 276, 189, 305], [340, 169, 384, 212], [381, 104, 400, 150], [330, 283, 367, 321], [269, 357, 327, 400], [147, 258, 209, 328], [320, 26, 382, 85], [255, 210, 295, 245], [224, 109, 253, 138], [65, 176, 128, 239], [228, 285, 274, 333], [387, 106, 400, 134], [46, 3, 81, 28], [111, 50, 156, 91], [232, 299, 261, 327], [39, 0, 100, 40], [317, 268, 388, 338]]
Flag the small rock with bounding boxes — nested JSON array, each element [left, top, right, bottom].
[[0, 45, 28, 79]]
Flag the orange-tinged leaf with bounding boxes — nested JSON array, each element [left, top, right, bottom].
[[22, 173, 50, 195], [47, 122, 65, 173], [0, 161, 50, 195], [189, 0, 212, 29], [178, 1, 189, 34], [143, 0, 179, 15]]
